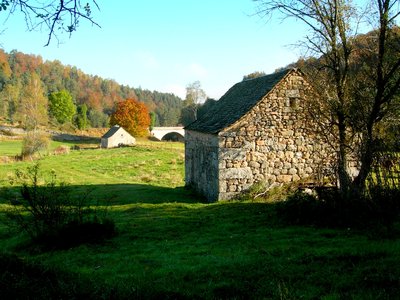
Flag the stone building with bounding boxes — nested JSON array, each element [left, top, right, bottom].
[[185, 68, 332, 201], [101, 125, 136, 148]]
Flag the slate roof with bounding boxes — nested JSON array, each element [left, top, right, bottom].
[[102, 125, 123, 139], [185, 68, 293, 134]]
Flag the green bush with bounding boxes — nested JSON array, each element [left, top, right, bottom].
[[6, 163, 116, 249]]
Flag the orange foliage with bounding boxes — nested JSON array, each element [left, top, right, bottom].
[[0, 50, 12, 78], [85, 90, 103, 111], [110, 98, 150, 137]]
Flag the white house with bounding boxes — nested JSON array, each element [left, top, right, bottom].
[[101, 125, 136, 148]]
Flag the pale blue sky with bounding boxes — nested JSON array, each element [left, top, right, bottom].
[[0, 1, 308, 99]]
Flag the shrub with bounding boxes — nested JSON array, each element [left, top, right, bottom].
[[277, 191, 326, 225], [237, 181, 300, 202], [6, 163, 116, 249], [277, 186, 400, 229], [21, 131, 49, 158], [362, 186, 400, 228], [53, 145, 70, 155]]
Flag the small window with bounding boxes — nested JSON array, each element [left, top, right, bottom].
[[289, 97, 298, 108]]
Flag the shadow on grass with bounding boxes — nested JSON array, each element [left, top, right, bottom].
[[0, 183, 204, 206], [52, 133, 100, 144]]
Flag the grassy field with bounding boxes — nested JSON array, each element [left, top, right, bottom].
[[0, 138, 100, 157], [0, 139, 399, 299]]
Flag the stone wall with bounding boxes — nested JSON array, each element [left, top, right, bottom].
[[185, 130, 219, 201], [217, 70, 333, 200]]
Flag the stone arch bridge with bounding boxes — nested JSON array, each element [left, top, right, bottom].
[[150, 127, 185, 141]]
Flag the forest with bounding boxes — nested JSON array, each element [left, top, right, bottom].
[[0, 49, 184, 129]]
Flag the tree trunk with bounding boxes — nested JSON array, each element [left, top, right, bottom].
[[337, 113, 352, 196], [353, 136, 374, 196]]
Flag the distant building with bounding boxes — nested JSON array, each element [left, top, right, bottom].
[[101, 125, 136, 148], [185, 68, 334, 201]]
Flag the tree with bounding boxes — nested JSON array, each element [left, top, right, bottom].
[[75, 103, 88, 130], [0, 49, 12, 90], [0, 0, 100, 46], [243, 71, 266, 81], [110, 98, 150, 137], [197, 98, 217, 119], [0, 48, 183, 128], [255, 0, 400, 196], [88, 109, 108, 128], [149, 111, 157, 131], [0, 81, 21, 121], [15, 73, 48, 129], [179, 81, 207, 125], [350, 18, 400, 192], [48, 89, 76, 124]]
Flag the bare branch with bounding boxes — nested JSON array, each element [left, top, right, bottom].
[[1, 0, 101, 46]]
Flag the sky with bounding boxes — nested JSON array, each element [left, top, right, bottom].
[[0, 1, 308, 100]]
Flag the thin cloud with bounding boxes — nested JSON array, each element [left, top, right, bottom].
[[187, 63, 208, 78], [133, 51, 160, 69], [162, 84, 186, 99]]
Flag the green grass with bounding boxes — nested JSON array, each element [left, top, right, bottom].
[[0, 141, 189, 205], [0, 139, 99, 157], [0, 140, 399, 299], [0, 140, 24, 156]]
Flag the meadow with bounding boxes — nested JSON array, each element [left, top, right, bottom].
[[0, 139, 399, 299]]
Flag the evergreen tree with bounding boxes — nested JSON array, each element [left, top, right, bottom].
[[75, 103, 88, 130]]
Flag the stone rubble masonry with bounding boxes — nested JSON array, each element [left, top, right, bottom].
[[185, 130, 220, 201], [185, 70, 333, 201]]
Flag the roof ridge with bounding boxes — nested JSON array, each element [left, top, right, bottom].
[[185, 68, 295, 133]]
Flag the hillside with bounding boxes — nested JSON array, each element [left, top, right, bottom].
[[0, 49, 183, 128]]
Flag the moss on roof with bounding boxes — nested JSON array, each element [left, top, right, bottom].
[[185, 68, 293, 134], [102, 125, 122, 138]]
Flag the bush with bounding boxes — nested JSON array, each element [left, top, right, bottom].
[[277, 191, 327, 225], [21, 131, 49, 158], [6, 163, 116, 249], [277, 186, 400, 229], [364, 186, 400, 228], [53, 145, 70, 155]]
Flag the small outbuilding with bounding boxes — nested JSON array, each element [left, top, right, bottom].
[[101, 125, 136, 148], [184, 68, 333, 201]]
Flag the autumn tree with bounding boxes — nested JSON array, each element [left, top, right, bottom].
[[48, 89, 76, 124], [0, 0, 100, 46], [0, 49, 183, 127], [0, 49, 12, 90], [110, 98, 150, 137], [255, 0, 400, 196], [15, 73, 48, 130], [0, 81, 21, 122]]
